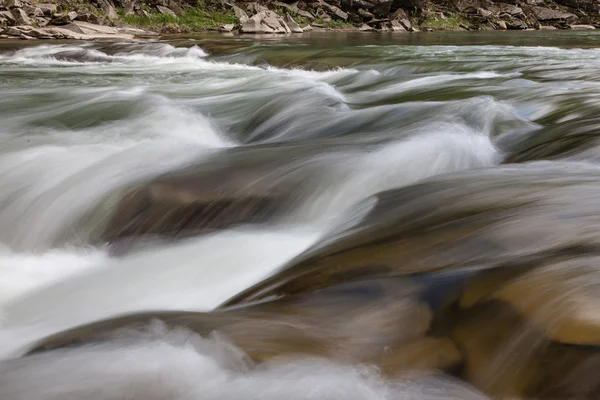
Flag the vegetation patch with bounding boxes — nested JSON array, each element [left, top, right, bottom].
[[120, 8, 238, 32], [419, 15, 469, 30]]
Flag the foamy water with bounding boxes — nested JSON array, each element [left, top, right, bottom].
[[1, 36, 599, 398]]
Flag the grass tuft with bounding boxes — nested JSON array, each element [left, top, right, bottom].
[[120, 8, 238, 32]]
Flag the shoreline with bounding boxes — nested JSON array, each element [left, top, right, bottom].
[[1, 0, 599, 41]]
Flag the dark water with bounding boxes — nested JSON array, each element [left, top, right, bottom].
[[1, 31, 600, 399]]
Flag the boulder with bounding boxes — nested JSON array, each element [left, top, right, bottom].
[[389, 19, 407, 30], [28, 27, 54, 38], [233, 5, 248, 24], [6, 0, 22, 9], [246, 2, 269, 14], [23, 6, 42, 17], [272, 2, 315, 20], [496, 19, 507, 29], [71, 21, 119, 35], [50, 11, 77, 25], [284, 14, 303, 32], [156, 5, 176, 16], [302, 23, 314, 30], [0, 10, 16, 25], [96, 0, 118, 20], [505, 17, 528, 29], [371, 0, 392, 17], [539, 25, 556, 29], [10, 8, 31, 24], [5, 25, 22, 35], [75, 13, 100, 24], [25, 278, 434, 372], [530, 6, 575, 21]]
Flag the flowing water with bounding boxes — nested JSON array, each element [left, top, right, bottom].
[[1, 31, 600, 399]]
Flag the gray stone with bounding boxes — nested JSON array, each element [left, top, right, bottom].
[[5, 25, 21, 35], [261, 10, 290, 33], [233, 5, 248, 24], [7, 0, 22, 9], [399, 17, 412, 30], [496, 20, 507, 29], [72, 21, 119, 34], [23, 6, 42, 17], [0, 34, 8, 38], [570, 24, 596, 30], [331, 6, 348, 20], [75, 13, 100, 24], [10, 8, 31, 24], [0, 10, 16, 25], [156, 5, 176, 16], [531, 6, 575, 21], [272, 2, 315, 21], [539, 25, 557, 30], [246, 2, 269, 15], [20, 32, 34, 39], [302, 24, 314, 31], [97, 0, 118, 20], [29, 27, 54, 38], [35, 16, 49, 26], [285, 14, 303, 32], [390, 19, 406, 30]]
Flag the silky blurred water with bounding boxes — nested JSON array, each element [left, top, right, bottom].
[[1, 31, 600, 399]]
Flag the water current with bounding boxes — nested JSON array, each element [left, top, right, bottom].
[[1, 31, 600, 399]]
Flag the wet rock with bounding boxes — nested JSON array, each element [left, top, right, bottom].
[[10, 8, 31, 24], [302, 23, 314, 30], [375, 337, 462, 377], [539, 24, 557, 29], [240, 10, 291, 33], [156, 5, 176, 16], [221, 163, 600, 306], [233, 5, 248, 24], [25, 279, 433, 370], [570, 24, 595, 30], [285, 14, 303, 32], [389, 19, 407, 30]]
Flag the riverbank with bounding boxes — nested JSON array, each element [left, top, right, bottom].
[[1, 0, 599, 40]]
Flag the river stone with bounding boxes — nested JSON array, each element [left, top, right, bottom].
[[452, 301, 600, 399], [284, 14, 303, 32], [221, 162, 600, 306], [25, 279, 433, 369], [492, 256, 600, 346]]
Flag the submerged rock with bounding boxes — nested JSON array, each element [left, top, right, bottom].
[[222, 162, 600, 305]]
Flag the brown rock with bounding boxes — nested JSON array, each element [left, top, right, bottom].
[[50, 11, 76, 25], [496, 19, 507, 29], [23, 6, 42, 17], [6, 0, 22, 9]]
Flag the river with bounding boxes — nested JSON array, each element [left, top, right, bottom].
[[1, 31, 600, 399]]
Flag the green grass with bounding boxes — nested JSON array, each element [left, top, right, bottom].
[[121, 8, 238, 32], [313, 18, 354, 29], [419, 15, 469, 30]]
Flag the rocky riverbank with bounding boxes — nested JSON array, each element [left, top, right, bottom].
[[0, 0, 598, 39]]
